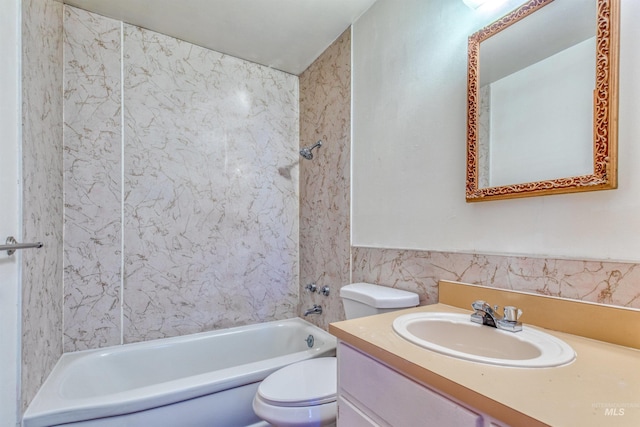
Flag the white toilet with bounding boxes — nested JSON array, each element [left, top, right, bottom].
[[252, 282, 419, 427]]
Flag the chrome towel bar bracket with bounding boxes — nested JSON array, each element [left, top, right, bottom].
[[1, 236, 43, 256]]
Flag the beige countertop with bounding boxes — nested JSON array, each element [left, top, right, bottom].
[[329, 282, 640, 427]]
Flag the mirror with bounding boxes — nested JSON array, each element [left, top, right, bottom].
[[466, 0, 619, 202]]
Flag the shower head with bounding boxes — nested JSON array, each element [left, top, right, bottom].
[[300, 148, 313, 160], [300, 140, 322, 160]]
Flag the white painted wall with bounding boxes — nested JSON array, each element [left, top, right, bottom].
[[0, 0, 22, 424], [352, 0, 640, 262]]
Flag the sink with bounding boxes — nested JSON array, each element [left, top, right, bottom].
[[392, 312, 575, 368]]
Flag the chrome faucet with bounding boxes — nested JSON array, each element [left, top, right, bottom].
[[471, 300, 522, 332], [304, 304, 322, 316]]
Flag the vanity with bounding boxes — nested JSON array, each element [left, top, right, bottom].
[[329, 281, 640, 426]]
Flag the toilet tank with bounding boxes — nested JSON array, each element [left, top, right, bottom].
[[340, 283, 419, 319]]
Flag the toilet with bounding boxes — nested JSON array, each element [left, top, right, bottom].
[[252, 282, 419, 427]]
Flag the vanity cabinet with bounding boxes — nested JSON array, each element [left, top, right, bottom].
[[337, 342, 507, 427]]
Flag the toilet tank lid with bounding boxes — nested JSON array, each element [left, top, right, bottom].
[[340, 283, 419, 308]]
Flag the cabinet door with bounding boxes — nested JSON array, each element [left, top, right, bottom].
[[338, 343, 482, 427]]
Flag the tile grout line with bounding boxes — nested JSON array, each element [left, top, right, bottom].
[[120, 21, 124, 346]]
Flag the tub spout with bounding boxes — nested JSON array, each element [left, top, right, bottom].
[[304, 304, 322, 316]]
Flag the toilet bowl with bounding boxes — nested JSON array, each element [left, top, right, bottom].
[[252, 283, 419, 427]]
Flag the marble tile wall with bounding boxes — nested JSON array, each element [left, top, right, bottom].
[[352, 247, 640, 309], [21, 0, 64, 410], [63, 7, 122, 351], [63, 7, 299, 349], [122, 24, 299, 343], [299, 29, 352, 329]]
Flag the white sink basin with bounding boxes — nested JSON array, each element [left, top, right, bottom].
[[392, 312, 575, 368]]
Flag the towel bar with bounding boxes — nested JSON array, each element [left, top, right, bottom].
[[1, 236, 43, 255]]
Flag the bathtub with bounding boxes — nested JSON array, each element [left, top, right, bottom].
[[23, 318, 336, 427]]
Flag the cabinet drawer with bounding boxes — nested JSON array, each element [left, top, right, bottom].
[[338, 396, 380, 427], [338, 343, 482, 426]]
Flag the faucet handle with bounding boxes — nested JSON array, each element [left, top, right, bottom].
[[471, 300, 487, 311], [471, 300, 498, 315], [503, 306, 522, 322]]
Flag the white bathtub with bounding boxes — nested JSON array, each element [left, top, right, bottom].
[[23, 318, 336, 427]]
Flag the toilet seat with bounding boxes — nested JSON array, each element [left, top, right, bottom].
[[257, 357, 337, 407]]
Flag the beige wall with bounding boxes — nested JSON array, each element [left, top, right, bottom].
[[21, 0, 64, 411]]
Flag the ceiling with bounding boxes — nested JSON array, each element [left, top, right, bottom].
[[62, 0, 378, 75]]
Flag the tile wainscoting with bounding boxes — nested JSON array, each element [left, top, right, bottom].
[[352, 247, 640, 309]]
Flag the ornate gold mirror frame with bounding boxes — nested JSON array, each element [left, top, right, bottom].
[[466, 0, 619, 202]]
